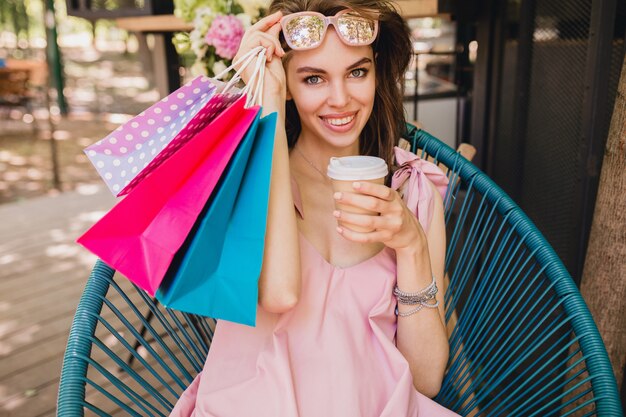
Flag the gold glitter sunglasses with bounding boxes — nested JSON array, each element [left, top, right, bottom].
[[279, 10, 379, 51]]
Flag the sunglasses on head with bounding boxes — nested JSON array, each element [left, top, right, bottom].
[[280, 10, 379, 51]]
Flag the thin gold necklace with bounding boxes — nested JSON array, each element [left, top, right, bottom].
[[294, 145, 326, 179]]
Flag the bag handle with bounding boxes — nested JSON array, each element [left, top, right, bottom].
[[243, 50, 266, 107], [214, 46, 267, 108]]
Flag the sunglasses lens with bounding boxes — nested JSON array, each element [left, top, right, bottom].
[[337, 15, 376, 45], [284, 15, 325, 49]]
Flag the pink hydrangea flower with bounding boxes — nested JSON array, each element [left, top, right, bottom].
[[205, 14, 245, 60]]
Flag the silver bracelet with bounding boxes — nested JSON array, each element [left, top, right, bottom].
[[395, 299, 440, 317], [393, 275, 438, 305]]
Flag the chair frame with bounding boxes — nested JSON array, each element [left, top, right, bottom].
[[57, 126, 622, 416], [405, 126, 621, 416]]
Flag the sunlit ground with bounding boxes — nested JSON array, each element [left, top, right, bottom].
[[0, 43, 159, 205], [0, 27, 163, 414], [0, 183, 114, 414]]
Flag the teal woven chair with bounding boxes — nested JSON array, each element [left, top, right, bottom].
[[57, 127, 622, 416]]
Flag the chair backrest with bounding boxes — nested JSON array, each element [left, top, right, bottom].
[[57, 128, 622, 416], [57, 262, 217, 416], [406, 125, 621, 416]]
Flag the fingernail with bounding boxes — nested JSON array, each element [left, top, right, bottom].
[[353, 182, 361, 189], [336, 226, 343, 234], [333, 192, 342, 200], [333, 210, 340, 218]]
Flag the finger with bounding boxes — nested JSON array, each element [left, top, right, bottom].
[[244, 32, 280, 59], [335, 209, 403, 233], [334, 210, 382, 230], [334, 191, 390, 213], [266, 23, 286, 56], [336, 226, 392, 244], [257, 29, 284, 57], [250, 11, 283, 32], [238, 33, 279, 65], [265, 44, 275, 61], [352, 181, 396, 201], [255, 33, 281, 60]]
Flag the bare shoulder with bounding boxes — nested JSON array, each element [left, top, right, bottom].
[[427, 178, 444, 208], [424, 177, 445, 239]]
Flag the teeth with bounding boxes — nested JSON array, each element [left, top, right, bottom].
[[323, 115, 355, 126]]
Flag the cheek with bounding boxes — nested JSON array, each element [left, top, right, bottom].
[[291, 87, 326, 116], [353, 78, 376, 109], [290, 93, 319, 127]]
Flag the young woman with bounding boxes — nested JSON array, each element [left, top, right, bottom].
[[171, 1, 459, 415]]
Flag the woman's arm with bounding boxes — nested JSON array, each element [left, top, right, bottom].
[[394, 183, 449, 397], [233, 12, 301, 313], [333, 179, 449, 397], [257, 97, 301, 313]]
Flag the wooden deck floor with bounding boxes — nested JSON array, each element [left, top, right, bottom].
[[0, 185, 116, 417]]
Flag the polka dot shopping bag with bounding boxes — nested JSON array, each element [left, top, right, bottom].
[[84, 76, 238, 196]]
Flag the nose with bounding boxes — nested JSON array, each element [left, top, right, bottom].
[[326, 80, 351, 108]]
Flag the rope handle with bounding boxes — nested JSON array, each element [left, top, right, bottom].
[[213, 46, 267, 108]]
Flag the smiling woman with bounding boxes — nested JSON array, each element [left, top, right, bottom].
[[286, 37, 376, 151], [169, 1, 458, 416]]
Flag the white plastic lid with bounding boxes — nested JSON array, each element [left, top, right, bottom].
[[326, 156, 388, 181]]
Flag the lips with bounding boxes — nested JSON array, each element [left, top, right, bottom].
[[319, 112, 358, 132]]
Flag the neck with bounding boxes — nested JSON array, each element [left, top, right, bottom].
[[294, 133, 360, 180]]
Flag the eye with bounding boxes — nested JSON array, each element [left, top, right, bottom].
[[349, 68, 368, 78], [304, 75, 322, 85]]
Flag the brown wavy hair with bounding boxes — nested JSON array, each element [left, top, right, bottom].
[[268, 0, 412, 168]]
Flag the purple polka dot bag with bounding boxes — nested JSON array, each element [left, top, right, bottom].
[[85, 76, 239, 196]]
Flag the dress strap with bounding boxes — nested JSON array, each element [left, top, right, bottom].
[[291, 176, 305, 219], [391, 146, 449, 233]]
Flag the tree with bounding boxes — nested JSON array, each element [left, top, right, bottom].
[[0, 0, 30, 43], [580, 55, 626, 394]]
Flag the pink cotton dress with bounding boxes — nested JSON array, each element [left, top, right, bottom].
[[170, 147, 460, 417]]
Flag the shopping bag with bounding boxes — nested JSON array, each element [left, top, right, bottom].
[[85, 76, 240, 196], [156, 112, 277, 326], [77, 97, 261, 295]]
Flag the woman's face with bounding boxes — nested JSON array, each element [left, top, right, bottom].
[[285, 28, 376, 151]]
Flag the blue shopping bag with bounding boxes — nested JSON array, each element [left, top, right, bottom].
[[156, 112, 277, 326]]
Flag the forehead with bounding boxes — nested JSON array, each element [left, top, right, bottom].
[[286, 29, 374, 71]]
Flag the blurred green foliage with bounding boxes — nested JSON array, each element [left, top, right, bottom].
[[0, 0, 98, 49], [86, 0, 146, 11], [0, 0, 33, 39], [174, 0, 243, 22]]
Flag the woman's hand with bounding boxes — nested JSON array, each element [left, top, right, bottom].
[[233, 11, 287, 101], [333, 181, 427, 253]]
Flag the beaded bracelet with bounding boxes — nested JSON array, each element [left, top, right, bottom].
[[393, 275, 438, 305], [395, 299, 440, 317]]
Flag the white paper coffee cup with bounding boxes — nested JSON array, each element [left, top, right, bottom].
[[327, 156, 389, 182], [327, 156, 388, 233]]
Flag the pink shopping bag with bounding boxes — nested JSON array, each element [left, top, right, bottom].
[[77, 96, 261, 295], [85, 76, 240, 196]]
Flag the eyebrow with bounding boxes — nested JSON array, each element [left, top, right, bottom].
[[296, 57, 373, 74]]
